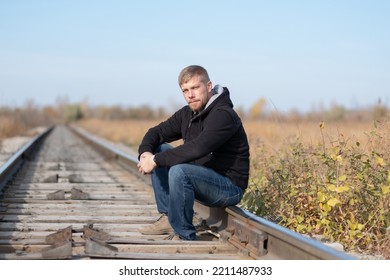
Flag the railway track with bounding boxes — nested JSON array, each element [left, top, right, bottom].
[[0, 125, 355, 260]]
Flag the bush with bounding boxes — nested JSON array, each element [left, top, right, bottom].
[[242, 120, 390, 258]]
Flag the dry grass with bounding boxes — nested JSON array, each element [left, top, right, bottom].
[[0, 116, 28, 140], [77, 118, 376, 154], [2, 114, 376, 152], [76, 118, 163, 150], [0, 106, 57, 140], [242, 118, 389, 258], [244, 119, 374, 151]]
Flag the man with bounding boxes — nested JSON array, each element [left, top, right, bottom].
[[137, 65, 250, 240]]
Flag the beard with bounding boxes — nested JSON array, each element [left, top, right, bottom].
[[189, 101, 206, 113]]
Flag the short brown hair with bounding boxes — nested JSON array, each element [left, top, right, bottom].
[[178, 65, 210, 86]]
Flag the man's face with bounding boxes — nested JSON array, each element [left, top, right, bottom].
[[180, 75, 212, 112]]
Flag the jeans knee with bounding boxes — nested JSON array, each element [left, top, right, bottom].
[[169, 164, 192, 190], [168, 164, 185, 181]]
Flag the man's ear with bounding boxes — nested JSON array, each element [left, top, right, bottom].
[[207, 81, 212, 93]]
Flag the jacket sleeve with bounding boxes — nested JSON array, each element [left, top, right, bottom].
[[154, 108, 240, 166], [138, 109, 184, 157]]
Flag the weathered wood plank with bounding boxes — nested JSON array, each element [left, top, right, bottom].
[[0, 214, 159, 223]]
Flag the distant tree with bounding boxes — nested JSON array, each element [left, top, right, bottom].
[[65, 104, 84, 123], [249, 98, 267, 119], [324, 103, 346, 121], [373, 98, 388, 121]]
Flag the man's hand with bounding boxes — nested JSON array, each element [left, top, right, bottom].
[[137, 152, 157, 174]]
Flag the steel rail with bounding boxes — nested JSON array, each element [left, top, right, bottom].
[[0, 127, 53, 192], [70, 125, 356, 260], [225, 207, 355, 259]]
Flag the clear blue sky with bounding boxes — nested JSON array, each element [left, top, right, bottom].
[[0, 0, 389, 113]]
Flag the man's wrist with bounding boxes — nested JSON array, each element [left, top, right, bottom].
[[152, 155, 157, 166]]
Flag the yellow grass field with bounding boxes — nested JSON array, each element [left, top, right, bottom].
[[76, 118, 376, 154]]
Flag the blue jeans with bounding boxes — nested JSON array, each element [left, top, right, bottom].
[[150, 144, 244, 240]]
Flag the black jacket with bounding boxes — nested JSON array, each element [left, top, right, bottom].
[[138, 87, 250, 190]]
